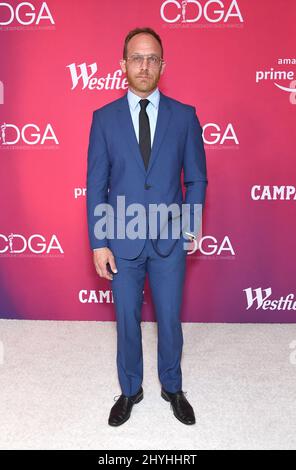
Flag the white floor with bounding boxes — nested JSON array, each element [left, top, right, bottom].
[[0, 320, 296, 450]]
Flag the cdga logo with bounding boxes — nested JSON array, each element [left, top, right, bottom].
[[160, 0, 243, 24], [0, 1, 54, 26], [202, 123, 239, 145], [0, 234, 63, 254], [0, 123, 59, 146]]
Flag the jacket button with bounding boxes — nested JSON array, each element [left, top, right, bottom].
[[144, 184, 151, 190]]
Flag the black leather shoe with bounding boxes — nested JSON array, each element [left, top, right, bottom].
[[108, 387, 143, 426], [161, 388, 196, 425]]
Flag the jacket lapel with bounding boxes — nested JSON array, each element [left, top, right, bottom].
[[147, 91, 172, 175], [117, 94, 146, 174]]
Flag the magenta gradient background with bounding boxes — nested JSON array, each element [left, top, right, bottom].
[[1, 1, 295, 322]]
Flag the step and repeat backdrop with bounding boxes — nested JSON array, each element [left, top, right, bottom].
[[0, 1, 295, 322]]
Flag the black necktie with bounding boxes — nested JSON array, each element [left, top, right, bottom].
[[139, 99, 151, 171]]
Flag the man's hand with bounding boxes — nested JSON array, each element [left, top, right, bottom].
[[93, 248, 118, 280]]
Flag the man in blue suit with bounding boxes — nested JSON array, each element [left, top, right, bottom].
[[86, 27, 208, 426]]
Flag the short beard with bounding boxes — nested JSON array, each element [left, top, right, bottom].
[[125, 70, 161, 94]]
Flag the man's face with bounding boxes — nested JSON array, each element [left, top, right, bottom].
[[120, 33, 166, 95]]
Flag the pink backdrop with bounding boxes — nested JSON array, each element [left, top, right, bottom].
[[1, 0, 295, 322]]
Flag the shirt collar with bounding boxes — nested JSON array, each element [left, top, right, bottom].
[[127, 87, 160, 111]]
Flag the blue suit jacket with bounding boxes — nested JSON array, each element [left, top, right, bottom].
[[86, 90, 208, 259]]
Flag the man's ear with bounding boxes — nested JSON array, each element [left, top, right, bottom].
[[160, 61, 166, 75], [119, 59, 127, 74]]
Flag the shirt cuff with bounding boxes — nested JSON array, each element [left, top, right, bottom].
[[184, 232, 196, 241]]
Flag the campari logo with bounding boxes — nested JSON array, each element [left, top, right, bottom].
[[256, 59, 296, 105], [79, 289, 147, 305], [251, 185, 296, 201], [0, 1, 55, 30], [160, 0, 244, 27], [67, 63, 128, 91], [79, 290, 115, 304], [0, 122, 59, 149]]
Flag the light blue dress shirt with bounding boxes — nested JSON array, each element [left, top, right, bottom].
[[127, 87, 160, 145]]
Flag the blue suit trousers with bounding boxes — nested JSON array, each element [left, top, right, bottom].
[[111, 235, 187, 397]]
